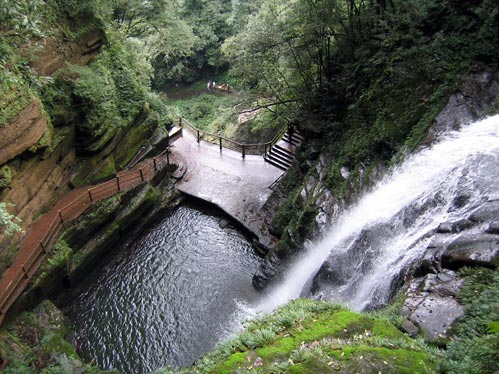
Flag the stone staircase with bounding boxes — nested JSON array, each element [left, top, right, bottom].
[[264, 130, 304, 171]]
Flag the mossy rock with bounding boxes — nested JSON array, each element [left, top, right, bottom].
[[113, 109, 159, 170], [197, 299, 437, 374], [70, 154, 117, 187], [0, 300, 105, 373]]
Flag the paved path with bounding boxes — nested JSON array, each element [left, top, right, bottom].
[[0, 131, 284, 326], [171, 130, 284, 247]]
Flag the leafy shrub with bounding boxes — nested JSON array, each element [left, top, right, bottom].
[[0, 202, 22, 235], [441, 267, 499, 374]]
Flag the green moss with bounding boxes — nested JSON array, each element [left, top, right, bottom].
[[114, 109, 158, 170], [0, 82, 32, 127], [0, 165, 12, 189], [195, 299, 436, 374], [208, 351, 248, 374], [71, 155, 116, 187], [69, 221, 120, 272], [33, 240, 73, 289], [331, 346, 436, 373], [0, 301, 103, 373]]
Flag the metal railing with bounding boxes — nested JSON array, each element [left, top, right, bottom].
[[0, 148, 171, 326], [178, 117, 288, 158]]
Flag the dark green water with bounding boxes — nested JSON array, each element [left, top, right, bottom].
[[66, 203, 261, 374]]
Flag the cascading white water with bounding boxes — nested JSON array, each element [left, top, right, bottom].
[[256, 114, 499, 313]]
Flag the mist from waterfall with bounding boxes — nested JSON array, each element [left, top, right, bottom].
[[256, 114, 499, 313]]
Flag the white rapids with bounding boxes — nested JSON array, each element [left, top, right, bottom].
[[256, 114, 499, 313]]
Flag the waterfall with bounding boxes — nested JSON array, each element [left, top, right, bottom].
[[256, 114, 499, 313]]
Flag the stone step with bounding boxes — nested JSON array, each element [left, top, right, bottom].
[[264, 155, 290, 171], [267, 151, 293, 167], [282, 131, 303, 146], [273, 144, 295, 161]]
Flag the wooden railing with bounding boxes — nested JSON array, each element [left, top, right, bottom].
[[0, 148, 171, 326], [178, 117, 288, 158]]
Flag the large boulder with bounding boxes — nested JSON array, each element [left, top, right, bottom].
[[441, 233, 499, 269], [401, 271, 464, 344]]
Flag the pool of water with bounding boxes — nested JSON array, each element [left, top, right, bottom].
[[65, 202, 262, 374]]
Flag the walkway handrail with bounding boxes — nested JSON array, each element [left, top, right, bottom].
[[0, 147, 172, 326], [178, 117, 288, 158]]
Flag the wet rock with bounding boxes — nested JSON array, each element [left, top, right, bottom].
[[437, 219, 473, 234], [401, 319, 420, 338], [422, 70, 499, 145], [252, 253, 281, 290], [431, 276, 464, 297], [486, 220, 499, 235], [469, 201, 499, 223], [441, 233, 499, 269], [409, 295, 464, 344], [436, 222, 453, 234], [413, 236, 450, 276], [300, 176, 318, 200], [315, 211, 328, 229], [453, 219, 474, 232], [452, 193, 471, 209], [402, 270, 464, 344]]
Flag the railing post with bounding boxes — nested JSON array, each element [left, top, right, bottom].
[[22, 265, 29, 279], [153, 157, 158, 171], [219, 137, 222, 152], [139, 168, 144, 182], [197, 130, 200, 143], [179, 117, 182, 127], [88, 189, 93, 203], [40, 241, 48, 254], [116, 176, 121, 192], [58, 210, 64, 224], [242, 145, 246, 159]]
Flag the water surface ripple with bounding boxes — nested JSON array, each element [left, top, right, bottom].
[[67, 204, 261, 374]]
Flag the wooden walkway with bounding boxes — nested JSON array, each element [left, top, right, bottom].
[[0, 149, 171, 326]]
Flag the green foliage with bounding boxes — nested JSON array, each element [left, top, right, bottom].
[[56, 30, 155, 155], [0, 80, 32, 127], [167, 76, 281, 142], [0, 202, 22, 236], [0, 0, 44, 41], [0, 165, 12, 189], [174, 299, 437, 374], [33, 240, 73, 288], [441, 267, 499, 373], [1, 301, 104, 373]]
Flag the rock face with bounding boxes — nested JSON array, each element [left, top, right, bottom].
[[401, 271, 464, 344], [423, 69, 499, 144], [29, 30, 105, 76], [0, 98, 48, 166], [442, 233, 499, 269]]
